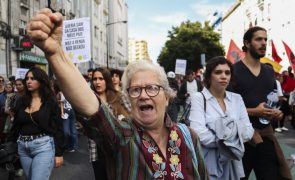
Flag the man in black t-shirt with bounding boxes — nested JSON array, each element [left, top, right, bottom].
[[230, 26, 291, 180]]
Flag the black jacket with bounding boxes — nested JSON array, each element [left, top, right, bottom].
[[178, 79, 203, 105]]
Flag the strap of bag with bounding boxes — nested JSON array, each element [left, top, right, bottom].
[[200, 92, 206, 112], [177, 123, 201, 179], [178, 103, 191, 122], [29, 108, 39, 127]]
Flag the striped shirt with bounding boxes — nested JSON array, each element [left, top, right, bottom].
[[88, 95, 131, 162], [87, 102, 208, 180]]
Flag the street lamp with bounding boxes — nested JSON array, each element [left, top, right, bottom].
[[106, 20, 127, 69]]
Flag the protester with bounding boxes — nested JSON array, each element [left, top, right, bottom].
[[88, 67, 130, 180], [230, 26, 291, 179], [9, 78, 25, 177], [25, 8, 209, 179], [189, 56, 254, 179], [178, 69, 203, 122], [54, 82, 78, 153], [167, 71, 180, 122], [0, 77, 6, 108], [0, 76, 6, 142], [2, 82, 15, 135], [87, 68, 94, 82], [288, 66, 294, 78], [7, 67, 64, 180], [0, 81, 14, 142], [110, 68, 123, 91]]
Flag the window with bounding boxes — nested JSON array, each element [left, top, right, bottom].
[[20, 20, 27, 28], [21, 7, 28, 16]]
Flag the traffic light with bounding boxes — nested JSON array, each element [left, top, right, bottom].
[[20, 36, 34, 51]]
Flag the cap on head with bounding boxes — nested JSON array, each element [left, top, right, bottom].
[[167, 71, 176, 78]]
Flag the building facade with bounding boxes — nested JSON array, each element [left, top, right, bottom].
[[128, 38, 151, 62], [0, 0, 128, 77], [222, 0, 295, 70], [107, 0, 128, 70], [0, 0, 48, 77]]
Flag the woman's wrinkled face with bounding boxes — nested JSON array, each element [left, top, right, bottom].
[[128, 70, 169, 130], [25, 72, 40, 92], [92, 71, 106, 94], [210, 64, 231, 92]]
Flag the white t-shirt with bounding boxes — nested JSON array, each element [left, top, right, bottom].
[[276, 80, 283, 97], [186, 79, 198, 104]]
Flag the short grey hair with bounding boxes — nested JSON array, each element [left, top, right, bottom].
[[121, 60, 175, 98]]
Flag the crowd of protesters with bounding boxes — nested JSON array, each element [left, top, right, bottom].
[[1, 8, 295, 180]]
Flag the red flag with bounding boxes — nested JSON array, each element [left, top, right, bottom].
[[282, 75, 295, 93], [226, 39, 245, 64], [282, 41, 295, 72], [271, 40, 282, 63]]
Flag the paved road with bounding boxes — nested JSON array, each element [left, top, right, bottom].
[[1, 121, 295, 180], [1, 135, 95, 180], [49, 135, 95, 180], [248, 121, 295, 179]]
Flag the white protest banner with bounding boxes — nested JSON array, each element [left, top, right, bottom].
[[62, 18, 91, 63], [15, 68, 29, 79], [175, 59, 187, 75]]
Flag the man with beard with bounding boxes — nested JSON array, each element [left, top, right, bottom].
[[230, 26, 291, 180]]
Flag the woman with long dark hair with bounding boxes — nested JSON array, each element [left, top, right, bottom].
[[89, 67, 130, 180], [8, 67, 64, 180]]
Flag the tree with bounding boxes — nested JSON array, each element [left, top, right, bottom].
[[158, 21, 225, 72]]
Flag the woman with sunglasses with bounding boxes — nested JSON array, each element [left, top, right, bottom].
[[88, 67, 130, 180], [7, 67, 64, 180], [189, 56, 254, 179]]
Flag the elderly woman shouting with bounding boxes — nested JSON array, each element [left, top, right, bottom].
[[26, 9, 208, 180]]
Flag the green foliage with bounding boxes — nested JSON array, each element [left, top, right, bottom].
[[158, 21, 225, 72]]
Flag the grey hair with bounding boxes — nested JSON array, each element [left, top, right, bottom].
[[121, 60, 175, 98]]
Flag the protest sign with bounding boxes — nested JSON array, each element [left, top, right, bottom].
[[15, 68, 29, 79], [62, 18, 91, 63], [175, 59, 187, 75]]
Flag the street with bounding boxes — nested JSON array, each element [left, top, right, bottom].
[[249, 121, 295, 179], [4, 135, 96, 180], [0, 123, 294, 180]]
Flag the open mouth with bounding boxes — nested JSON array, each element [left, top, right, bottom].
[[139, 104, 154, 111]]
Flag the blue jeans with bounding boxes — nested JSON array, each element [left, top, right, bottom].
[[17, 135, 55, 180], [63, 109, 78, 150]]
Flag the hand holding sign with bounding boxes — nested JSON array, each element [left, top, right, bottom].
[[26, 8, 63, 58]]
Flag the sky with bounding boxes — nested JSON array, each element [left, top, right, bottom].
[[127, 0, 236, 62]]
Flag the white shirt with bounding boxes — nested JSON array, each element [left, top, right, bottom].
[[189, 88, 254, 147], [186, 79, 198, 104], [276, 80, 283, 97]]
